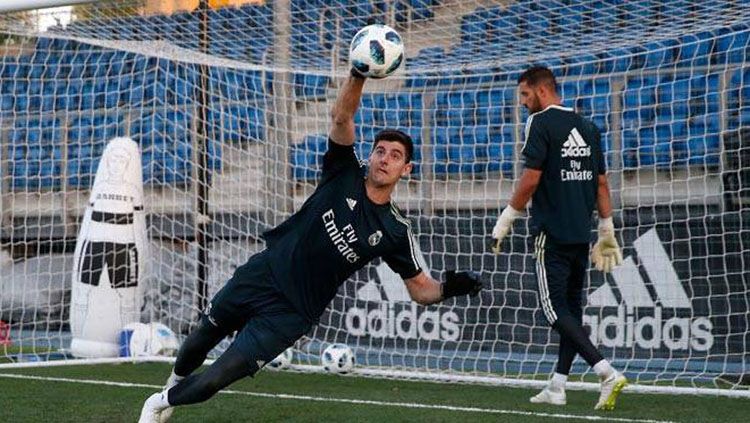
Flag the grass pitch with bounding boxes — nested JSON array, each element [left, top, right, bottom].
[[0, 363, 748, 422]]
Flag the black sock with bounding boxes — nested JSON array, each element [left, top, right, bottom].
[[552, 314, 603, 367], [556, 335, 577, 375], [173, 320, 230, 378], [168, 344, 257, 406]]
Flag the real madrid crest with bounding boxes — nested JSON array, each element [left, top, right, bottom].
[[368, 230, 382, 246]]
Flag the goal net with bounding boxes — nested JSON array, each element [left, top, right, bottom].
[[0, 0, 748, 396]]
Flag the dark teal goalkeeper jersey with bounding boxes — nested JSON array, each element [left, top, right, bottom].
[[262, 140, 422, 321], [521, 105, 606, 244]]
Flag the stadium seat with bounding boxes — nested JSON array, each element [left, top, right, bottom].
[[294, 73, 330, 100], [687, 134, 720, 166], [461, 9, 488, 44], [657, 79, 690, 119], [485, 8, 518, 44], [566, 55, 599, 77], [642, 40, 677, 68], [599, 47, 637, 73], [722, 29, 749, 64], [433, 144, 476, 174], [620, 0, 659, 27], [291, 134, 327, 181], [676, 32, 714, 67]]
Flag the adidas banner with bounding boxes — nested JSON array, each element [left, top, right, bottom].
[[321, 208, 747, 361]]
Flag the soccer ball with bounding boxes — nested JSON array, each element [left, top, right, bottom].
[[125, 322, 180, 357], [321, 343, 355, 374], [349, 24, 404, 79], [268, 348, 294, 370]]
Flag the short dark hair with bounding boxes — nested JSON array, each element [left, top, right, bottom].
[[518, 65, 558, 93], [373, 129, 414, 163]]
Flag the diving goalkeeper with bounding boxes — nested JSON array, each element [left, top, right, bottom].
[[138, 70, 482, 422], [490, 66, 626, 410]]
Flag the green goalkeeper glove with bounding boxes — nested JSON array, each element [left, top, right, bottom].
[[591, 216, 623, 273]]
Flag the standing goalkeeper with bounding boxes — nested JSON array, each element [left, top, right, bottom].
[[138, 69, 482, 422], [491, 66, 626, 410]]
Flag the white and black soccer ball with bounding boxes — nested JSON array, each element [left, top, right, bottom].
[[126, 322, 179, 357], [349, 24, 404, 79], [321, 343, 355, 374], [268, 348, 294, 371]]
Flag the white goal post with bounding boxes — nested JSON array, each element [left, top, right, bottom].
[[0, 0, 748, 398]]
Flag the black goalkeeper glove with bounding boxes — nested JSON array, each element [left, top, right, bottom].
[[441, 270, 482, 300], [350, 67, 367, 79]]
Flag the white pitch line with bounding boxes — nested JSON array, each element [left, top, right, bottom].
[[0, 373, 676, 423]]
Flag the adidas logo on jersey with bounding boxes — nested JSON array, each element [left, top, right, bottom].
[[346, 198, 357, 211], [584, 228, 713, 352], [345, 244, 461, 341], [561, 127, 591, 158]]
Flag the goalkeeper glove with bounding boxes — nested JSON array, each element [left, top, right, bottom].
[[350, 67, 366, 79], [491, 205, 522, 254], [441, 270, 482, 299], [591, 216, 623, 273]]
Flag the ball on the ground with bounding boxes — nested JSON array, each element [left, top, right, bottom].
[[321, 343, 355, 374], [268, 348, 294, 370], [349, 24, 404, 78], [126, 322, 179, 357]]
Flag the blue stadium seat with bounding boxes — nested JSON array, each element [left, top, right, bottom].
[[657, 79, 690, 119], [409, 0, 436, 21], [634, 126, 658, 167], [294, 73, 330, 100], [433, 144, 476, 174], [461, 9, 488, 44], [558, 81, 579, 101], [431, 126, 460, 145], [722, 29, 749, 64], [67, 147, 97, 188], [642, 40, 677, 68], [687, 134, 720, 166], [564, 54, 598, 76], [291, 134, 327, 181], [621, 128, 640, 169], [1, 94, 13, 112], [485, 8, 518, 43], [599, 47, 637, 73], [676, 32, 714, 67], [623, 87, 656, 124]]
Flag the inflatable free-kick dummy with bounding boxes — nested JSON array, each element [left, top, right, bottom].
[[70, 137, 149, 358]]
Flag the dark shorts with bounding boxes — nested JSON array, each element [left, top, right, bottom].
[[532, 232, 590, 325], [205, 250, 311, 368]]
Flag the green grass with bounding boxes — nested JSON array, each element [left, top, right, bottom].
[[0, 363, 748, 422]]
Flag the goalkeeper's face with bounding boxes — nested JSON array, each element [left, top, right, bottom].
[[367, 141, 413, 188], [518, 81, 543, 114]]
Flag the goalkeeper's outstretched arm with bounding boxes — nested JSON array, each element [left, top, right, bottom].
[[329, 73, 366, 147]]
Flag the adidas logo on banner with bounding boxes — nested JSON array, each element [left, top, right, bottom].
[[561, 127, 591, 158], [584, 228, 713, 352], [345, 243, 461, 341]]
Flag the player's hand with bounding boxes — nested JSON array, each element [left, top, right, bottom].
[[591, 216, 623, 273], [442, 270, 482, 299], [490, 206, 521, 254]]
